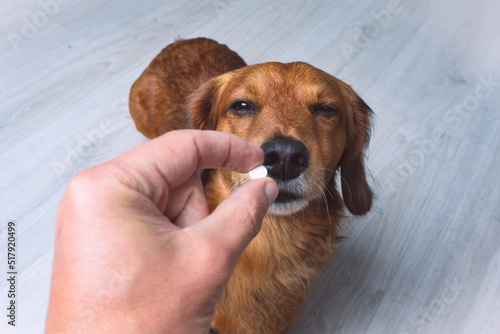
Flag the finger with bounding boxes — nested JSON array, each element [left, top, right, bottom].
[[165, 173, 210, 228], [192, 178, 279, 268], [115, 130, 264, 198]]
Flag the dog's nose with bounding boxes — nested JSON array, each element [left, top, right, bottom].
[[261, 138, 309, 181]]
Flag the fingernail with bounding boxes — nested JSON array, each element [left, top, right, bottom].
[[264, 179, 279, 206]]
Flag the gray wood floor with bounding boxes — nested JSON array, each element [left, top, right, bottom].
[[1, 0, 499, 333]]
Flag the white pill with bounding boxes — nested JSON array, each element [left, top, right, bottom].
[[248, 165, 268, 180]]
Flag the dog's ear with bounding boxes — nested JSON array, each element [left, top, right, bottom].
[[185, 75, 229, 130], [130, 74, 179, 138], [339, 85, 374, 216]]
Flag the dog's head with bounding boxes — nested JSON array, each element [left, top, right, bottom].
[[186, 62, 373, 216]]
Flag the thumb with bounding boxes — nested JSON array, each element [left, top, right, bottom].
[[197, 177, 278, 266]]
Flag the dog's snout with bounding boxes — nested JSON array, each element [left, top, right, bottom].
[[261, 138, 309, 181]]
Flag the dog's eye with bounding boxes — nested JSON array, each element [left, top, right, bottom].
[[310, 104, 341, 117], [229, 100, 256, 116]]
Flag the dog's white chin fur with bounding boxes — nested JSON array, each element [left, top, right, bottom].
[[264, 174, 314, 215], [267, 198, 310, 216]]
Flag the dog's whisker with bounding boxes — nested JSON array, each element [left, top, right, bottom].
[[339, 174, 353, 204], [218, 177, 242, 205], [310, 179, 333, 228], [319, 167, 336, 173], [318, 177, 336, 199]]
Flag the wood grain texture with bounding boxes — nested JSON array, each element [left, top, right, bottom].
[[1, 0, 498, 333]]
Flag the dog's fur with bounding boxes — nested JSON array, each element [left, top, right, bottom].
[[130, 37, 373, 334]]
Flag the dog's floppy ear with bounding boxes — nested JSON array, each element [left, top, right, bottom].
[[339, 85, 374, 216], [184, 75, 229, 130], [129, 74, 184, 138]]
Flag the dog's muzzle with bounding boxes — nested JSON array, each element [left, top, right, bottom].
[[261, 137, 310, 214]]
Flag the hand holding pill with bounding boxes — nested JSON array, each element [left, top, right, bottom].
[[46, 130, 278, 334]]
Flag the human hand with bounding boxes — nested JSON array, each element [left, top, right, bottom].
[[45, 130, 278, 334]]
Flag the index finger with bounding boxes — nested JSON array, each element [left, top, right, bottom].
[[116, 129, 264, 191]]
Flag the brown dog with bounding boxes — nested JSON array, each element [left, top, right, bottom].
[[129, 37, 373, 334]]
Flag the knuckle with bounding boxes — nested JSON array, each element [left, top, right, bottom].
[[67, 170, 95, 191]]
